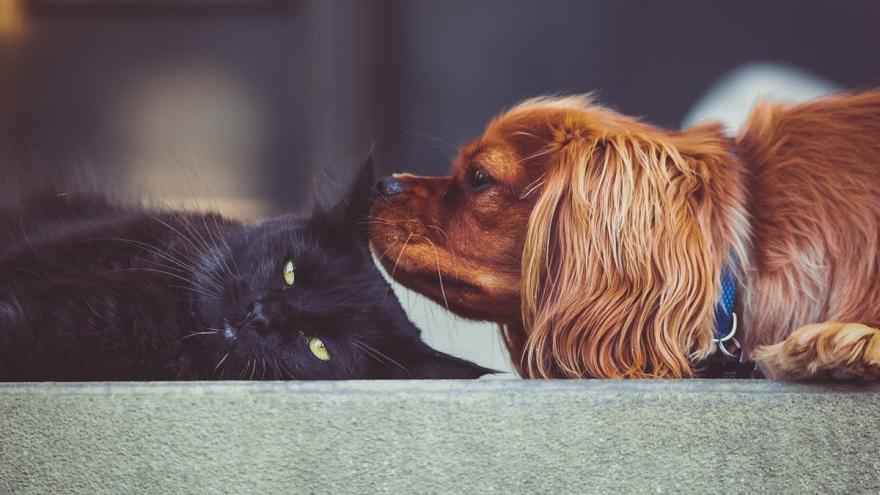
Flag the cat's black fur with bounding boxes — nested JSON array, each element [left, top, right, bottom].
[[0, 161, 491, 381]]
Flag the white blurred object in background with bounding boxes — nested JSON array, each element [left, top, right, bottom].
[[684, 62, 839, 131]]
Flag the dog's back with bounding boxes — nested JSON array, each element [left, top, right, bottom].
[[736, 90, 880, 350]]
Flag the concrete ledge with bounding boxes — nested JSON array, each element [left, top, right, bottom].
[[2, 380, 879, 494]]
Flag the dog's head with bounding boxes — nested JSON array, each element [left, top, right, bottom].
[[371, 95, 748, 378]]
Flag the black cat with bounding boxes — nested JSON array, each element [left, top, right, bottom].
[[0, 161, 491, 381]]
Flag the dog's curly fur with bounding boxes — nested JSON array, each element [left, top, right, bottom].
[[370, 91, 880, 379]]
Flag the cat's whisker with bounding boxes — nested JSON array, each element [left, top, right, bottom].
[[158, 272, 221, 297], [176, 213, 214, 258], [167, 285, 218, 300], [175, 330, 220, 343], [157, 268, 222, 294], [144, 213, 229, 287], [150, 121, 223, 267], [182, 211, 225, 271], [161, 243, 226, 288], [96, 237, 199, 276], [276, 359, 295, 379], [145, 213, 203, 255], [361, 343, 409, 374], [99, 238, 222, 293], [96, 236, 226, 292], [153, 268, 219, 292], [170, 148, 242, 280], [142, 213, 228, 286], [349, 340, 389, 371], [194, 215, 237, 282], [148, 260, 223, 292], [177, 213, 234, 281], [141, 231, 226, 288], [213, 352, 230, 376], [249, 359, 257, 380], [91, 267, 220, 295], [215, 222, 240, 279], [81, 297, 106, 323], [201, 209, 240, 280], [351, 338, 410, 374], [271, 358, 284, 380]]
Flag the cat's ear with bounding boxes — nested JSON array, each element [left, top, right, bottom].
[[312, 156, 375, 241], [338, 157, 376, 230], [394, 345, 495, 379], [314, 158, 375, 240]]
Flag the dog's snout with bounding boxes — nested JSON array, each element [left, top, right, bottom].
[[377, 176, 405, 197]]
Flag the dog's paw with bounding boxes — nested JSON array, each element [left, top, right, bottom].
[[752, 322, 880, 380]]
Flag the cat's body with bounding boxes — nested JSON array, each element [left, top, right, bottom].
[[0, 163, 490, 381]]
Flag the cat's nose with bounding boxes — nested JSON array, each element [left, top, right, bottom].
[[377, 176, 405, 197], [242, 302, 268, 334]]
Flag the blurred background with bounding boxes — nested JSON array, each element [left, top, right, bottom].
[[2, 0, 880, 375]]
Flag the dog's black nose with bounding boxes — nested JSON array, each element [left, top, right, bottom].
[[377, 176, 405, 197]]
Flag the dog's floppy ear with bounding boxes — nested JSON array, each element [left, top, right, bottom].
[[520, 125, 742, 378]]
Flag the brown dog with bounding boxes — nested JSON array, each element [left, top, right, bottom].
[[370, 92, 880, 379]]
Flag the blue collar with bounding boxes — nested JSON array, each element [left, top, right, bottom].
[[703, 261, 760, 378], [713, 263, 740, 357]]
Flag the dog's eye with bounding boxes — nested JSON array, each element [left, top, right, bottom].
[[466, 167, 494, 191]]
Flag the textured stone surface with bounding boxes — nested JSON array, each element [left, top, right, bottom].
[[1, 380, 878, 494]]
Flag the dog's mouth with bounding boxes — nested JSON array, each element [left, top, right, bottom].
[[369, 204, 518, 321], [375, 248, 481, 294], [373, 241, 496, 319], [403, 268, 482, 295], [384, 258, 517, 322]]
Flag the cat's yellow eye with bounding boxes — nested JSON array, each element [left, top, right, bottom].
[[308, 337, 330, 361], [283, 260, 295, 286]]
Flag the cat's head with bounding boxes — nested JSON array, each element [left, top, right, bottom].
[[188, 160, 492, 379]]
